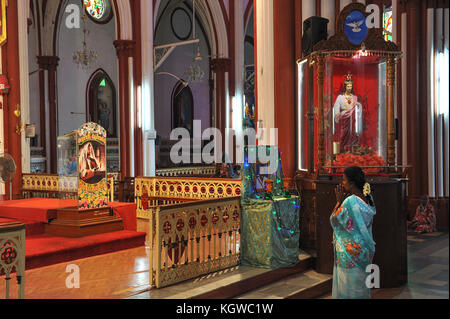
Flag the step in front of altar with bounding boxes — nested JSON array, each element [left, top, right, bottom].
[[45, 207, 124, 238], [126, 251, 331, 300], [236, 269, 332, 299]]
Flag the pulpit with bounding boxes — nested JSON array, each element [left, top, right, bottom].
[[45, 123, 123, 237]]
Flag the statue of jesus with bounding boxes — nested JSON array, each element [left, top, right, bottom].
[[333, 73, 363, 153]]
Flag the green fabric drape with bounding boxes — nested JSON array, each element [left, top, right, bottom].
[[241, 146, 284, 199], [241, 196, 301, 269]]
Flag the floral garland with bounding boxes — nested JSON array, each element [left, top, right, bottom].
[[326, 150, 387, 174], [78, 122, 107, 139]]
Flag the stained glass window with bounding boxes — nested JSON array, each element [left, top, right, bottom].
[[84, 0, 106, 21], [383, 5, 393, 42]]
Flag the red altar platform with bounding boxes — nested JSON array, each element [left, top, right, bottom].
[[0, 198, 137, 231], [0, 199, 145, 270]]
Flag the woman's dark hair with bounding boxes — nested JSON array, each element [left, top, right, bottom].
[[344, 166, 374, 207]]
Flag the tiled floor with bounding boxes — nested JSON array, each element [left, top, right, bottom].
[[1, 217, 448, 299], [321, 231, 449, 299]]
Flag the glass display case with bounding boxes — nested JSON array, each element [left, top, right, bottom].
[[297, 4, 402, 177], [56, 123, 109, 209], [294, 3, 408, 288], [57, 132, 78, 194]]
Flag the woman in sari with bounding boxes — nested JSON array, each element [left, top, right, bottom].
[[330, 166, 376, 299], [408, 195, 436, 234]]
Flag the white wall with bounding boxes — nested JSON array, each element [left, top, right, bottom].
[[57, 0, 118, 136], [154, 1, 211, 140], [255, 0, 275, 146]]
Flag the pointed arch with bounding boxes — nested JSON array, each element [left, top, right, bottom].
[[46, 0, 133, 57], [154, 0, 229, 58], [86, 69, 118, 138]]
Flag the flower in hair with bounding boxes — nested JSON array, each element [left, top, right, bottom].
[[363, 183, 371, 197]]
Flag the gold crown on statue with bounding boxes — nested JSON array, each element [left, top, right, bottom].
[[344, 72, 353, 85]]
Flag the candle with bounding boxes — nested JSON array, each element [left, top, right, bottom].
[[333, 142, 341, 155]]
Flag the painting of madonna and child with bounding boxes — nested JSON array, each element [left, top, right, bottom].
[[77, 124, 107, 185], [320, 57, 389, 174]]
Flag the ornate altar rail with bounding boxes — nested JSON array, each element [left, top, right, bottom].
[[149, 197, 241, 288], [22, 174, 115, 202], [135, 177, 242, 219], [0, 223, 26, 299], [155, 165, 216, 177]]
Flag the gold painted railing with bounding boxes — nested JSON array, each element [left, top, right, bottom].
[[150, 197, 241, 288], [135, 177, 242, 219], [155, 165, 216, 177], [22, 174, 115, 202]]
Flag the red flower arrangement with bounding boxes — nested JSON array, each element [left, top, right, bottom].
[[326, 150, 387, 174]]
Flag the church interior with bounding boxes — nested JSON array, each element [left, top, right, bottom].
[[0, 0, 448, 301]]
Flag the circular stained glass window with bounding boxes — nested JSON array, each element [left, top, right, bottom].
[[83, 0, 113, 23]]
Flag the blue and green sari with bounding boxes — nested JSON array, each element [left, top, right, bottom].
[[330, 195, 376, 299]]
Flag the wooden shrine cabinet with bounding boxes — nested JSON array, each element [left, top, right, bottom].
[[294, 3, 408, 288]]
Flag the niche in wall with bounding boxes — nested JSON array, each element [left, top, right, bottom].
[[87, 69, 117, 138], [172, 81, 194, 135]]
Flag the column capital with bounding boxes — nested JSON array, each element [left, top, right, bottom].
[[113, 40, 136, 58], [37, 56, 60, 71], [210, 58, 231, 73]]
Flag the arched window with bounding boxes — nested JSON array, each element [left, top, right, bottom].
[[83, 0, 113, 24], [172, 82, 194, 135], [87, 69, 117, 138]]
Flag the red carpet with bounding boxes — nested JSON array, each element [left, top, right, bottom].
[[0, 199, 137, 231], [0, 218, 44, 236], [1, 199, 146, 270], [0, 198, 65, 222], [25, 230, 146, 270]]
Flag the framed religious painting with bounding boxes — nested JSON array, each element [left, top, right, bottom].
[[77, 122, 108, 210]]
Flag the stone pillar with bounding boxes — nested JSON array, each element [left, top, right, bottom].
[[114, 40, 135, 178], [2, 0, 22, 199], [38, 69, 46, 158], [406, 0, 426, 202], [273, 0, 296, 178], [254, 0, 275, 146], [37, 56, 59, 174], [211, 58, 231, 153]]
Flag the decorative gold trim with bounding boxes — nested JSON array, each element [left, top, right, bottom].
[[135, 177, 242, 220], [0, 227, 26, 299], [150, 197, 241, 288], [22, 174, 114, 202], [155, 165, 216, 177], [0, 0, 6, 47]]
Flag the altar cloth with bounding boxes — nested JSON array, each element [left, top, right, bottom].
[[0, 199, 137, 231], [240, 196, 301, 269]]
